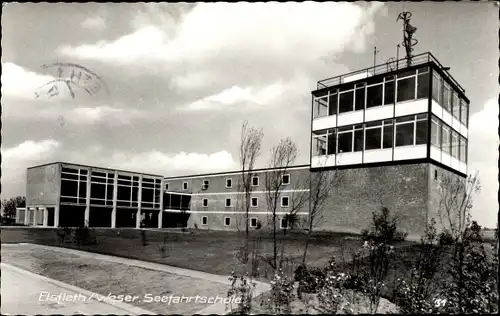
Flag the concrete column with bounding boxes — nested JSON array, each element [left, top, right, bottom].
[[158, 178, 164, 228], [111, 170, 118, 228], [33, 208, 38, 226], [54, 204, 60, 227], [24, 207, 30, 225], [43, 208, 48, 227], [85, 169, 91, 227], [136, 175, 143, 229]]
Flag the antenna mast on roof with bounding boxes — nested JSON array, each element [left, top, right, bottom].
[[397, 5, 418, 67]]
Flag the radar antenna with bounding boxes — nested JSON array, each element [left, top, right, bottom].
[[397, 9, 418, 67]]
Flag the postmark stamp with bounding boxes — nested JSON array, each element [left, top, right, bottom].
[[35, 62, 109, 100]]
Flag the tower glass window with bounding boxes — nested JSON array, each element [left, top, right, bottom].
[[384, 77, 395, 105], [417, 69, 430, 99], [415, 114, 428, 145], [338, 90, 354, 113], [328, 91, 338, 115], [367, 82, 383, 108], [442, 125, 451, 154], [452, 94, 461, 120], [337, 126, 353, 153], [365, 121, 383, 150], [355, 85, 365, 111], [327, 129, 337, 155], [431, 116, 442, 147], [443, 83, 451, 112], [396, 76, 416, 102], [382, 119, 394, 149], [354, 124, 364, 152], [314, 92, 328, 118], [395, 116, 415, 147], [432, 72, 442, 104], [451, 130, 459, 159]]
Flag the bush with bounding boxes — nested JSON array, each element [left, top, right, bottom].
[[227, 272, 256, 314], [361, 206, 408, 244], [294, 264, 325, 297], [267, 269, 295, 314], [438, 229, 454, 245]]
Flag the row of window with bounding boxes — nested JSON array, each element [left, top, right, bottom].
[[201, 216, 289, 228], [312, 114, 428, 156], [431, 115, 468, 163], [166, 174, 291, 191], [61, 179, 161, 205], [314, 67, 429, 118], [201, 196, 290, 208], [62, 168, 161, 187], [432, 72, 468, 126]]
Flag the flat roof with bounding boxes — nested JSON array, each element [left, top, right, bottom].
[[27, 161, 164, 178], [164, 164, 311, 180], [315, 52, 466, 99]]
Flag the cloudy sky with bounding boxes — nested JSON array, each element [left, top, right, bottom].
[[1, 2, 498, 227]]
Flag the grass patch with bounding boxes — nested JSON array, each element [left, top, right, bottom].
[[1, 243, 229, 315]]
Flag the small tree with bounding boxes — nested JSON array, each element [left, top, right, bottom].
[[237, 121, 264, 263], [302, 158, 344, 264], [264, 137, 307, 271]]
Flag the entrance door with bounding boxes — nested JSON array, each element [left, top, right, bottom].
[[47, 207, 55, 227]]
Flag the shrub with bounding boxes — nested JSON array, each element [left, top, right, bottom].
[[361, 206, 408, 244], [266, 268, 295, 314], [227, 272, 256, 315], [294, 264, 325, 297], [438, 229, 454, 245]]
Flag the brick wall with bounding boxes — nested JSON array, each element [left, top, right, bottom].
[[315, 163, 430, 239], [427, 163, 467, 235]]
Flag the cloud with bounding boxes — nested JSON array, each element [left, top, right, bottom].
[[81, 16, 106, 30], [64, 147, 239, 176], [1, 139, 61, 161], [1, 62, 58, 100], [468, 97, 499, 227], [57, 3, 384, 79], [180, 83, 286, 111]]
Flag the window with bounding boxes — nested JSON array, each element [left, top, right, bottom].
[[183, 182, 188, 190], [281, 196, 289, 207], [452, 94, 461, 120], [325, 129, 336, 155], [202, 180, 209, 190], [202, 216, 208, 225], [337, 126, 353, 153], [443, 84, 451, 112], [251, 197, 258, 207], [91, 183, 106, 199], [61, 179, 78, 197], [224, 217, 231, 226], [442, 126, 451, 154], [314, 92, 328, 118], [384, 78, 395, 105], [280, 218, 288, 229], [355, 86, 365, 111], [338, 90, 354, 113], [282, 174, 290, 185], [226, 178, 232, 188], [434, 170, 438, 180], [313, 135, 327, 156], [165, 183, 169, 191], [395, 116, 415, 147], [354, 124, 364, 152], [451, 130, 459, 159], [328, 91, 338, 115], [365, 121, 382, 150], [383, 120, 394, 149], [417, 71, 429, 99], [367, 84, 383, 108], [432, 73, 442, 104], [431, 116, 442, 147], [225, 198, 232, 207], [250, 218, 258, 228], [415, 115, 428, 145], [397, 76, 416, 102], [202, 198, 208, 207], [252, 176, 259, 187], [460, 101, 468, 126], [460, 136, 467, 163]]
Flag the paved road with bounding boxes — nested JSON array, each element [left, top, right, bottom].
[[1, 263, 154, 315]]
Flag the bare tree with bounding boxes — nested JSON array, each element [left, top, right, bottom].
[[264, 137, 307, 271], [236, 120, 264, 263], [301, 159, 344, 264], [437, 170, 481, 243]]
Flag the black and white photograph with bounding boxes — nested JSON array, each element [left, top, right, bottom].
[[1, 2, 498, 315]]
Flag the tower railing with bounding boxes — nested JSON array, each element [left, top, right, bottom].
[[317, 52, 465, 93]]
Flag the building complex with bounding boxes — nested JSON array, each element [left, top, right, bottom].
[[17, 48, 469, 238]]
